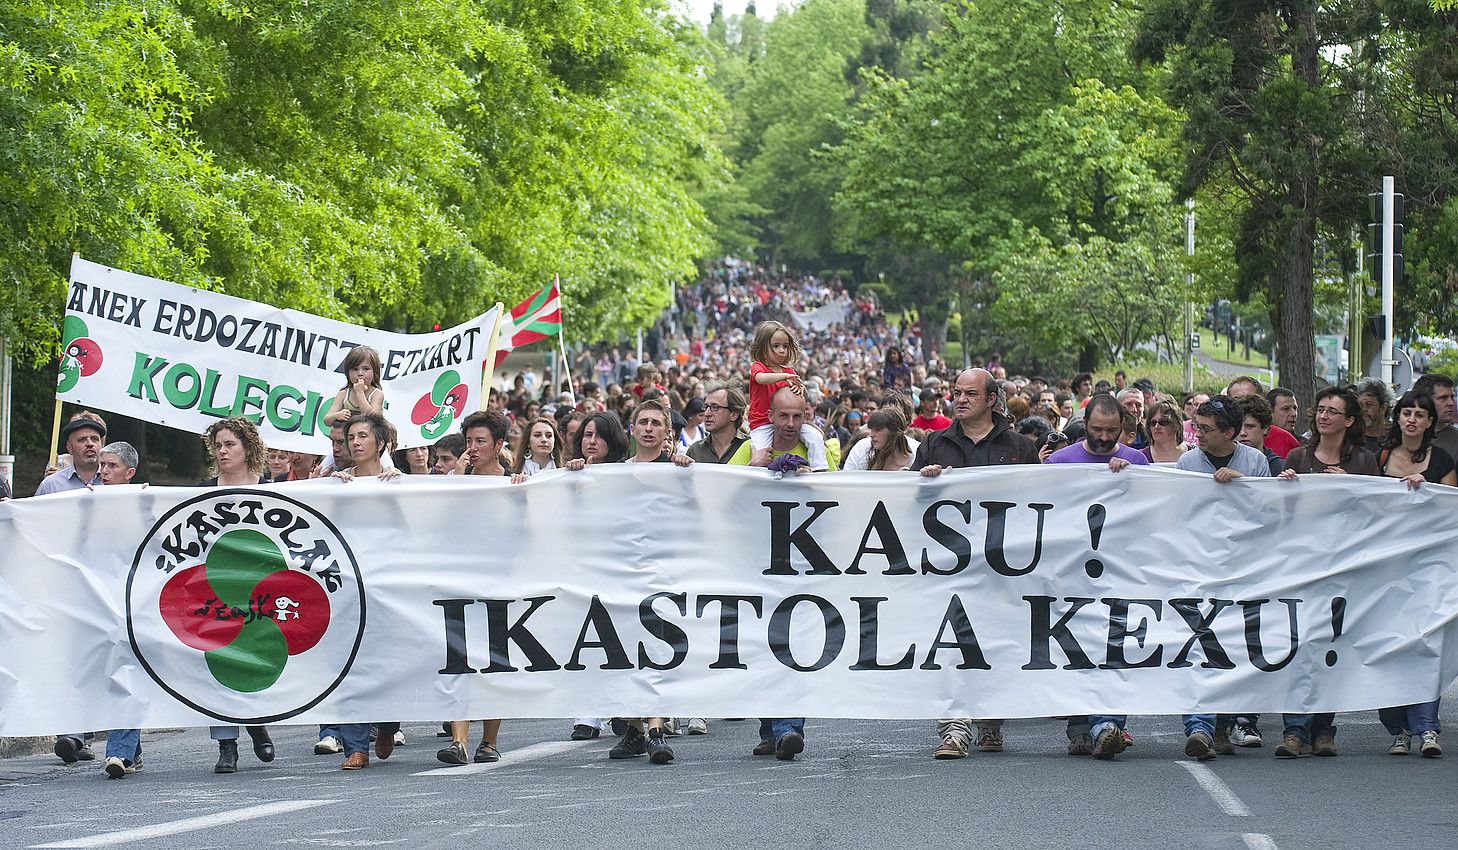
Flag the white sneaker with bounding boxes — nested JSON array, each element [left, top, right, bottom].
[[314, 735, 344, 755], [1421, 730, 1442, 758], [393, 731, 406, 747], [103, 756, 127, 779], [662, 718, 682, 737], [686, 718, 708, 735], [1389, 731, 1412, 755], [1230, 720, 1262, 748]]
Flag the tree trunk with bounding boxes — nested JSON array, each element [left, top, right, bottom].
[[1274, 0, 1320, 414]]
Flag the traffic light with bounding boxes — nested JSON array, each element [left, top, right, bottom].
[[1366, 190, 1405, 286]]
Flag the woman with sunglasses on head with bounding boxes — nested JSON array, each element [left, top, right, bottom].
[[1274, 386, 1378, 758], [1374, 391, 1456, 758]]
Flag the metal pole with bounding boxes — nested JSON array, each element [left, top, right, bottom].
[[0, 333, 12, 493], [636, 327, 643, 364], [1381, 175, 1396, 386], [1183, 199, 1195, 394]]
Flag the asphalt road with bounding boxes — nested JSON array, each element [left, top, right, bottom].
[[4, 694, 1458, 850]]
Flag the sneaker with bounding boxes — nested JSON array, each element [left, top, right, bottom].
[[437, 722, 451, 738], [393, 731, 406, 747], [129, 755, 142, 773], [1230, 720, 1262, 748], [933, 735, 969, 759], [976, 726, 1003, 753], [1091, 724, 1126, 760], [1274, 734, 1311, 758], [571, 724, 600, 741], [435, 742, 468, 765], [1420, 730, 1442, 758], [314, 735, 343, 755], [775, 731, 805, 761], [473, 742, 500, 763], [1122, 729, 1135, 748], [752, 739, 776, 756], [1067, 733, 1094, 756], [686, 718, 708, 735], [1185, 731, 1216, 761], [1313, 735, 1337, 757], [1389, 731, 1412, 756], [662, 718, 682, 737], [610, 727, 647, 759], [646, 729, 675, 764], [103, 756, 127, 780], [1213, 727, 1235, 755]]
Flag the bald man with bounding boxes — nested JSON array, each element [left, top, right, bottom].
[[911, 368, 1037, 760]]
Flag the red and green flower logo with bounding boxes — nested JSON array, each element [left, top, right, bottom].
[[411, 369, 468, 440], [159, 530, 330, 693], [58, 315, 103, 393], [129, 491, 364, 723]]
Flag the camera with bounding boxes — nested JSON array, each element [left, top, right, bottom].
[[1046, 431, 1068, 446]]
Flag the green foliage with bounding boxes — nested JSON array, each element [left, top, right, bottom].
[[0, 0, 721, 363]]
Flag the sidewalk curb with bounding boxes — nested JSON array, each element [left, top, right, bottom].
[[0, 737, 56, 759]]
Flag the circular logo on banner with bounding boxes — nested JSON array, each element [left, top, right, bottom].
[[127, 490, 366, 723]]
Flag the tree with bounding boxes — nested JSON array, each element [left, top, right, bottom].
[[1134, 1, 1364, 411]]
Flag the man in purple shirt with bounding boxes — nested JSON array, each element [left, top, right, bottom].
[[1045, 394, 1149, 473], [1043, 394, 1146, 758]]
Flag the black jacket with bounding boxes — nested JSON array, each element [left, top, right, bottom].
[[909, 413, 1038, 469]]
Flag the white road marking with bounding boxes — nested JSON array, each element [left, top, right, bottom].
[[1242, 833, 1278, 850], [411, 740, 586, 776], [1177, 761, 1251, 816], [31, 799, 337, 849]]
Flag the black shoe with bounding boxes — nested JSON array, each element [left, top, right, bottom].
[[775, 731, 804, 761], [646, 729, 675, 765], [55, 736, 82, 764], [473, 742, 500, 763], [437, 722, 451, 738], [610, 717, 629, 737], [571, 724, 600, 741], [436, 742, 468, 765], [752, 739, 776, 756], [215, 740, 239, 774], [609, 727, 647, 759], [75, 744, 95, 762], [246, 726, 274, 763]]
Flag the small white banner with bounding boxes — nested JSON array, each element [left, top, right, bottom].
[[57, 257, 500, 452], [1, 465, 1455, 734]]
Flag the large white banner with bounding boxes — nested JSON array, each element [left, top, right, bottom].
[[57, 257, 500, 452], [2, 465, 1456, 735], [789, 299, 851, 331]]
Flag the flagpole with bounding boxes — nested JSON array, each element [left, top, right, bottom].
[[479, 303, 506, 412], [51, 251, 80, 465], [555, 275, 574, 404]]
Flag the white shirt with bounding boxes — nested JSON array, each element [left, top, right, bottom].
[[841, 435, 921, 471]]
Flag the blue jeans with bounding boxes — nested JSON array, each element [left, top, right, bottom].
[[105, 729, 141, 763], [1183, 714, 1215, 737], [337, 723, 371, 756], [318, 724, 341, 741], [1379, 700, 1441, 735], [1088, 715, 1126, 733], [1282, 713, 1336, 744], [758, 718, 804, 743]]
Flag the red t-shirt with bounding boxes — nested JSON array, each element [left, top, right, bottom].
[[911, 414, 952, 431], [748, 361, 793, 430], [1265, 425, 1300, 460]]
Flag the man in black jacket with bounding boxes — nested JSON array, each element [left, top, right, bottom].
[[911, 368, 1038, 760]]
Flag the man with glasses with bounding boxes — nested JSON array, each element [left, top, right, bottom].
[[914, 368, 1038, 760], [687, 382, 748, 464]]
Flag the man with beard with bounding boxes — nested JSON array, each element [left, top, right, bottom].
[[35, 412, 107, 495]]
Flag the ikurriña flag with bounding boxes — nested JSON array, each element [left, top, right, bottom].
[[493, 278, 561, 368]]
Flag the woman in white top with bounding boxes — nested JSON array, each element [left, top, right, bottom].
[[510, 416, 566, 482]]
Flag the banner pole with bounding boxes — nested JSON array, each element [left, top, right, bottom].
[[555, 275, 574, 404], [50, 252, 81, 465], [479, 304, 506, 412]]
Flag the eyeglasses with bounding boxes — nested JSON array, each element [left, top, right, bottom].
[[1314, 405, 1348, 417], [702, 403, 737, 414]]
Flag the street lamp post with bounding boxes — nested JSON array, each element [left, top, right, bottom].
[[1183, 199, 1195, 394]]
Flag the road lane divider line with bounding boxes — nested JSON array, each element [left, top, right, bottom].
[[31, 799, 337, 849], [1177, 761, 1251, 816], [411, 739, 588, 776], [1242, 834, 1278, 850]]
